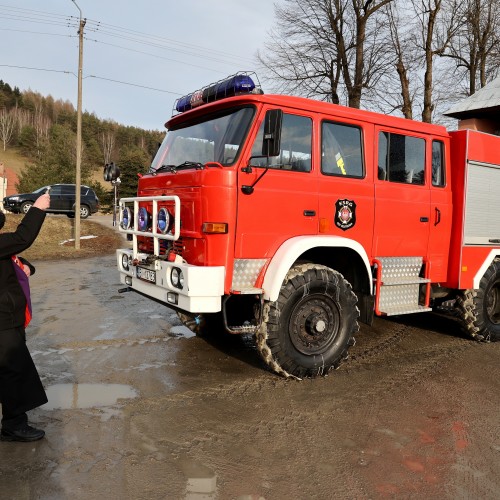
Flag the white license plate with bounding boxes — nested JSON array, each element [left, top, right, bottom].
[[137, 267, 156, 283]]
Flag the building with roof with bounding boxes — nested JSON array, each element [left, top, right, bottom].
[[444, 76, 500, 135], [0, 162, 20, 212]]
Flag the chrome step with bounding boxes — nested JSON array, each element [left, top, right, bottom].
[[382, 304, 432, 316], [375, 257, 430, 316]]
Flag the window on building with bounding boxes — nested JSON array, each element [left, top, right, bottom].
[[378, 132, 425, 185], [250, 113, 312, 172], [321, 121, 364, 177]]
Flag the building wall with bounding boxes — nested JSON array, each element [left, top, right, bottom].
[[0, 163, 20, 211]]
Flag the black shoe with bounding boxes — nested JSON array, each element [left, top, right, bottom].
[[1, 424, 45, 442]]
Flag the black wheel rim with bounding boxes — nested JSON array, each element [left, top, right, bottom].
[[485, 281, 500, 325], [289, 295, 340, 355]]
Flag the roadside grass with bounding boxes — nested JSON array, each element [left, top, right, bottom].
[[0, 147, 30, 176], [3, 213, 125, 261]]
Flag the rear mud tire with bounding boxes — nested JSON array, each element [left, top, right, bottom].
[[176, 311, 224, 337], [256, 264, 359, 379], [456, 259, 500, 342]]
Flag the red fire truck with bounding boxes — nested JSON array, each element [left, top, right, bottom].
[[116, 73, 500, 379]]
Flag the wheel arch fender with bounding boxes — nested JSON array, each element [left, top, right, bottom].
[[262, 235, 373, 302], [473, 250, 500, 289]]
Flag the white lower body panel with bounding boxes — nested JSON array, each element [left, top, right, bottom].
[[116, 249, 225, 313]]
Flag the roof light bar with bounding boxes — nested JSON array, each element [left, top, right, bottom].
[[174, 72, 263, 114]]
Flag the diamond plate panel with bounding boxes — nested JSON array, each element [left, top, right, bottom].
[[378, 257, 423, 283], [232, 259, 267, 290], [379, 283, 420, 311]]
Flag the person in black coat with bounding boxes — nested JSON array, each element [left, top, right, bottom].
[[0, 192, 50, 442]]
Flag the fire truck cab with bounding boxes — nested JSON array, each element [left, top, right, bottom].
[[116, 73, 500, 379]]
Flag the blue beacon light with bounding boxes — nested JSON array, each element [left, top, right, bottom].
[[175, 73, 260, 114]]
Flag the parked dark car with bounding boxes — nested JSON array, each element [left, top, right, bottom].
[[3, 184, 99, 219]]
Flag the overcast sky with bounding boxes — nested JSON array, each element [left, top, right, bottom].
[[0, 1, 277, 130]]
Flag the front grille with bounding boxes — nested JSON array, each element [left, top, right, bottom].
[[138, 236, 183, 258], [172, 237, 184, 257]]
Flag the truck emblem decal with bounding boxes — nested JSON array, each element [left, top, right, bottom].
[[335, 199, 356, 231]]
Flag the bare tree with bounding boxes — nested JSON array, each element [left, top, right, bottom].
[[0, 108, 16, 151], [16, 108, 32, 131], [258, 0, 394, 108], [101, 128, 116, 165], [443, 0, 500, 96], [373, 2, 419, 118], [34, 103, 51, 148]]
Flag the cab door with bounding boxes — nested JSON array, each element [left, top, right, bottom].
[[317, 119, 374, 256], [428, 139, 453, 282], [372, 129, 430, 258], [235, 109, 318, 259]]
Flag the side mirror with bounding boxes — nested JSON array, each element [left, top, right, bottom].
[[262, 109, 282, 158]]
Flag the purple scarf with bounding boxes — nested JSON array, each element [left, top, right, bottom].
[[12, 256, 32, 327]]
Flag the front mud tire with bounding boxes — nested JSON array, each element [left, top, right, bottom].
[[456, 259, 500, 342], [256, 264, 359, 379]]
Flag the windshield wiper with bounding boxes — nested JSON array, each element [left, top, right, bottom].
[[176, 161, 204, 170], [153, 164, 177, 174], [153, 161, 204, 174]]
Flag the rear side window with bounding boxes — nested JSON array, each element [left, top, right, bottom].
[[432, 140, 446, 187], [378, 132, 425, 185], [250, 113, 312, 172], [321, 121, 364, 178], [61, 185, 75, 195]]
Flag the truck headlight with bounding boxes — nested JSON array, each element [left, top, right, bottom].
[[121, 207, 133, 230], [121, 253, 130, 271], [171, 267, 184, 289], [157, 208, 172, 234], [138, 207, 149, 231]]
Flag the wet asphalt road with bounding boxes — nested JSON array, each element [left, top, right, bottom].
[[0, 220, 499, 499]]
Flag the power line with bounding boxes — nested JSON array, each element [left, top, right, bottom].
[[84, 25, 244, 66], [84, 18, 255, 64], [85, 75, 183, 96], [0, 27, 75, 38], [0, 3, 71, 20], [0, 63, 183, 95], [85, 37, 227, 74], [0, 4, 255, 66], [0, 63, 75, 76]]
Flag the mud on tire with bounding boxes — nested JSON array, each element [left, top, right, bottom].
[[256, 264, 359, 379], [456, 258, 500, 342]]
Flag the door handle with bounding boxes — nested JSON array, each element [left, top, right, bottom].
[[434, 207, 441, 226], [420, 217, 429, 222], [303, 210, 316, 217]]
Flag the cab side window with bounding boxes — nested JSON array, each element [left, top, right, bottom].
[[432, 140, 445, 187], [378, 132, 425, 185], [321, 121, 364, 178], [250, 113, 312, 172]]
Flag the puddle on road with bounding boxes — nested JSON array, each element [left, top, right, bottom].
[[41, 383, 138, 410], [179, 457, 217, 499], [169, 325, 196, 338]]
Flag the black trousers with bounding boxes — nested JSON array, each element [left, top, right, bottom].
[[0, 327, 47, 426]]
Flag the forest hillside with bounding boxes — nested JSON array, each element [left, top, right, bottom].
[[0, 80, 165, 206]]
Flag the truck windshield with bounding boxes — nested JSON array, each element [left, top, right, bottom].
[[150, 106, 255, 172]]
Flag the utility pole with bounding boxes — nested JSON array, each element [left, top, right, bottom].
[[71, 0, 85, 250]]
